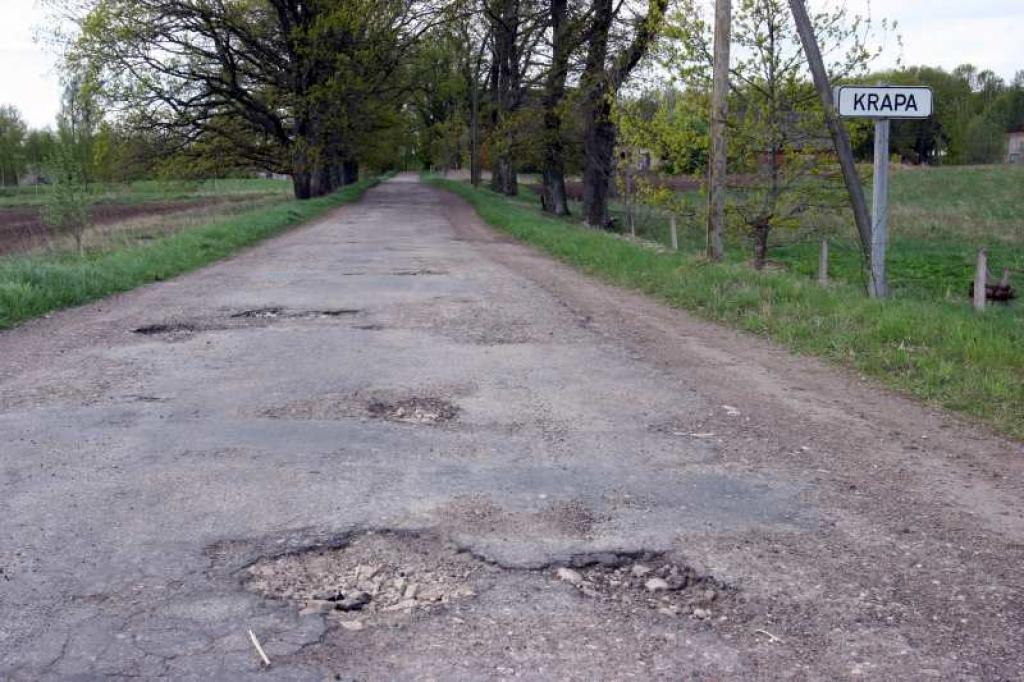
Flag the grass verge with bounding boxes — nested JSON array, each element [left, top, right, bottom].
[[0, 178, 378, 330], [428, 176, 1024, 441]]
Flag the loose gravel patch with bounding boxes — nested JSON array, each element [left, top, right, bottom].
[[244, 531, 489, 629]]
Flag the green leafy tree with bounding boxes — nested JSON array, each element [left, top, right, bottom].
[[42, 142, 91, 255], [645, 0, 885, 267], [961, 114, 1007, 164], [23, 129, 59, 182], [70, 0, 429, 199], [0, 105, 28, 186]]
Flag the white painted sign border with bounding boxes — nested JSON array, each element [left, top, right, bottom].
[[834, 85, 934, 119]]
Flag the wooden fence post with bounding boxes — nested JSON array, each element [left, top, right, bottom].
[[974, 248, 988, 312], [818, 239, 829, 286], [670, 215, 679, 252]]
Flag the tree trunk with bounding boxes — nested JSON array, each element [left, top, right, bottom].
[[578, 0, 667, 228], [292, 170, 312, 199], [753, 221, 769, 269], [310, 163, 332, 197], [487, 0, 521, 196], [541, 0, 571, 216], [470, 78, 482, 187], [493, 156, 517, 195], [582, 90, 616, 228], [343, 159, 359, 185], [580, 0, 613, 227]]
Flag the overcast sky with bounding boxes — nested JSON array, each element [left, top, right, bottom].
[[1, 0, 1022, 129]]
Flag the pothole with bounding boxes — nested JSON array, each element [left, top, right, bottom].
[[367, 397, 459, 424], [258, 388, 466, 423], [391, 269, 448, 276], [230, 307, 360, 320], [551, 552, 731, 619], [244, 531, 488, 629], [231, 307, 284, 319], [132, 322, 198, 336], [240, 530, 732, 635], [132, 308, 364, 337], [302, 308, 361, 318]]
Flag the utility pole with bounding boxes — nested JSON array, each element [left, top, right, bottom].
[[706, 0, 731, 261], [787, 0, 874, 286]]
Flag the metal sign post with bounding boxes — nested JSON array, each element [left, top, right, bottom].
[[871, 117, 890, 298], [835, 85, 933, 298]]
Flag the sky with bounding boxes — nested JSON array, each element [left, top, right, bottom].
[[1, 0, 1022, 130]]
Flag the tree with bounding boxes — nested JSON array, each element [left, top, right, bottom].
[[538, 0, 574, 214], [961, 114, 1007, 164], [856, 64, 1024, 165], [0, 105, 28, 187], [578, 0, 668, 228], [659, 0, 883, 267], [485, 0, 545, 195], [57, 68, 102, 184], [42, 141, 91, 255], [23, 129, 59, 182], [71, 0, 431, 199]]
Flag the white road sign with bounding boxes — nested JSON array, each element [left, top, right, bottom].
[[835, 86, 933, 119]]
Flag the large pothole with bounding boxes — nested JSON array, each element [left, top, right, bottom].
[[244, 531, 489, 630], [259, 389, 462, 425], [367, 397, 459, 424], [552, 552, 731, 620], [243, 531, 732, 632]]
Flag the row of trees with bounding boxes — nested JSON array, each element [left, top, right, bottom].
[[407, 0, 668, 226], [851, 65, 1024, 165], [56, 0, 672, 225]]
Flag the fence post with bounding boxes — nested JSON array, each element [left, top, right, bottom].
[[974, 248, 988, 312], [818, 239, 829, 286], [626, 165, 636, 238], [670, 215, 679, 252]]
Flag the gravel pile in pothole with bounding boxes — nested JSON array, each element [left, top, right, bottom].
[[244, 532, 486, 630], [367, 397, 459, 424], [552, 554, 729, 620], [259, 390, 462, 424]]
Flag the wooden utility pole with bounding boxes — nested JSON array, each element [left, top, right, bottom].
[[706, 0, 731, 261], [788, 0, 874, 283]]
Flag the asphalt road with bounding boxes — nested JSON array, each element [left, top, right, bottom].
[[1, 174, 1022, 680]]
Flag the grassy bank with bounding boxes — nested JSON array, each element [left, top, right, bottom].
[[428, 176, 1024, 440], [0, 178, 377, 329]]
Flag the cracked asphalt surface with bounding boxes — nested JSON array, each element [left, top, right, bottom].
[[2, 174, 1023, 680]]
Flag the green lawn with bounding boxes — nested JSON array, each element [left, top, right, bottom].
[[428, 173, 1024, 441], [0, 178, 377, 329], [532, 165, 1023, 319]]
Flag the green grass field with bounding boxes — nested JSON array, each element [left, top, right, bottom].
[[566, 165, 1024, 310], [428, 169, 1024, 440], [0, 178, 377, 329], [0, 177, 293, 208]]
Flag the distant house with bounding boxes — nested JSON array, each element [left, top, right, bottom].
[[1008, 127, 1024, 164]]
